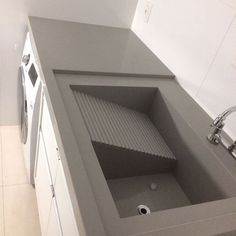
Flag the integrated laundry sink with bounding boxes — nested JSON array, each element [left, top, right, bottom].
[[55, 72, 236, 234], [69, 84, 236, 218]]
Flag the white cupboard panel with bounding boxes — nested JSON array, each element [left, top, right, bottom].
[[47, 198, 62, 236], [54, 162, 79, 236], [35, 132, 53, 236], [41, 98, 59, 183]]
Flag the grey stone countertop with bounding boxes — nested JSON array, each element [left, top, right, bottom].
[[28, 16, 236, 236]]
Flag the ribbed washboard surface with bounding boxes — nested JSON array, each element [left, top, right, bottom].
[[73, 91, 175, 161]]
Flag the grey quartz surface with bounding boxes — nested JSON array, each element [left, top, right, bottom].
[[28, 17, 174, 77], [73, 90, 175, 160], [108, 173, 191, 218], [28, 17, 236, 236], [56, 73, 236, 236]]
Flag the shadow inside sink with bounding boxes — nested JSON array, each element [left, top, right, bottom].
[[70, 85, 232, 218]]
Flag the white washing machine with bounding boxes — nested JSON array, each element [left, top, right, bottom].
[[20, 33, 42, 184]]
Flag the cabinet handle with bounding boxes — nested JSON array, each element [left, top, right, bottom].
[[56, 147, 60, 160], [50, 185, 55, 198]]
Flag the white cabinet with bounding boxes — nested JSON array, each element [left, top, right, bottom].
[[54, 162, 79, 236], [47, 198, 62, 236], [35, 131, 62, 236], [35, 95, 79, 236], [35, 132, 53, 236], [41, 98, 59, 184]]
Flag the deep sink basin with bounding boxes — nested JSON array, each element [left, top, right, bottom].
[[70, 84, 236, 218], [55, 73, 236, 235]]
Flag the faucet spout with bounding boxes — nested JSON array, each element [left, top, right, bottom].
[[208, 105, 236, 159], [212, 106, 236, 127]]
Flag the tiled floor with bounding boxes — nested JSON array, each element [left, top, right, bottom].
[[0, 126, 41, 236]]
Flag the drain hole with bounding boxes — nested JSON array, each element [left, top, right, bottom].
[[140, 208, 147, 214], [137, 205, 151, 215]]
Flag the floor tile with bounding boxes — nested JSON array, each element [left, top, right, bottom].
[[0, 187, 4, 236], [1, 126, 28, 186], [4, 184, 41, 236], [0, 129, 3, 186]]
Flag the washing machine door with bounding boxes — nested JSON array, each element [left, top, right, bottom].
[[20, 66, 28, 144]]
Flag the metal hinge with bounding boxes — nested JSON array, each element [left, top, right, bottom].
[[56, 147, 60, 160], [50, 184, 55, 198]]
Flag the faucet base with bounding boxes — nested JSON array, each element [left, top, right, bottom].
[[220, 138, 236, 160], [207, 133, 221, 144]]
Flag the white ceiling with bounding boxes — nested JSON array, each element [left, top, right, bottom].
[[0, 0, 138, 125]]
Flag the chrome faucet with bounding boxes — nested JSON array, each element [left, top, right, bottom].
[[207, 106, 236, 158]]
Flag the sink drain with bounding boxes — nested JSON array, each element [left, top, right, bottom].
[[137, 205, 151, 215]]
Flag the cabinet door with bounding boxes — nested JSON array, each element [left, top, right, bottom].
[[41, 97, 59, 184], [54, 162, 79, 236], [46, 198, 62, 236], [35, 132, 53, 236]]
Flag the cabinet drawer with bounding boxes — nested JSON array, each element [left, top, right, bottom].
[[46, 198, 62, 236], [41, 97, 59, 183], [35, 131, 53, 236], [54, 162, 79, 236]]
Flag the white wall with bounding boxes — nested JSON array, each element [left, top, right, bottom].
[[132, 0, 236, 139], [0, 0, 138, 125]]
